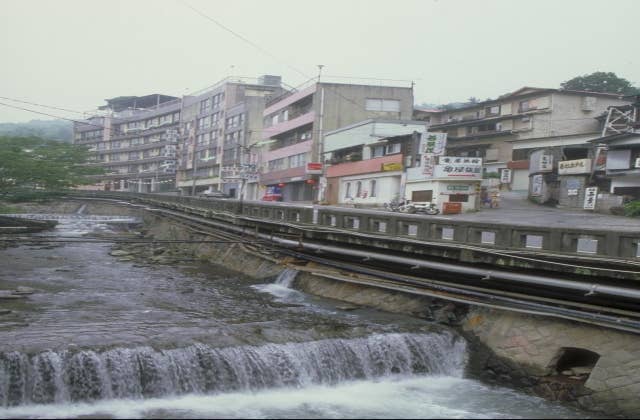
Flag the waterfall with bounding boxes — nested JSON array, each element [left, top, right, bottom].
[[274, 268, 298, 288], [0, 332, 466, 407]]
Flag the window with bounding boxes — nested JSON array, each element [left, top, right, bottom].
[[289, 153, 307, 168], [345, 182, 351, 198], [366, 99, 401, 112], [519, 100, 531, 113], [385, 143, 401, 154], [283, 110, 289, 121], [356, 181, 362, 197], [370, 180, 377, 197], [485, 105, 500, 116], [449, 194, 469, 203], [372, 145, 385, 158], [200, 98, 211, 114], [271, 114, 279, 125], [268, 158, 285, 171]]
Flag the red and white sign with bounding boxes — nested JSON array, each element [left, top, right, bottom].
[[306, 162, 323, 174]]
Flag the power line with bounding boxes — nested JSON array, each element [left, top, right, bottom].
[[0, 96, 89, 115], [177, 0, 310, 81], [0, 102, 106, 129]]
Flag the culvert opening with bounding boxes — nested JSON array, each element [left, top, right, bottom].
[[553, 347, 600, 378]]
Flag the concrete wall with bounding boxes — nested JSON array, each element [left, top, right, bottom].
[[464, 307, 640, 416]]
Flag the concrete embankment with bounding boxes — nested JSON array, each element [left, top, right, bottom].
[[11, 199, 640, 417]]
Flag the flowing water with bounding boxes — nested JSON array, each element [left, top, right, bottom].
[[0, 217, 594, 418]]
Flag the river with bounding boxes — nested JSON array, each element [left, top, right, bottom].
[[0, 216, 594, 418]]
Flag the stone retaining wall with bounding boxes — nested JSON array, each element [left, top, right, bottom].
[[464, 307, 640, 416]]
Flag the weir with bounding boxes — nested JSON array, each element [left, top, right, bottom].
[[0, 332, 465, 406]]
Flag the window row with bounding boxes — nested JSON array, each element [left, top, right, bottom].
[[344, 179, 377, 199]]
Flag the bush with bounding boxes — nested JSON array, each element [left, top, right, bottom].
[[2, 189, 68, 203], [624, 200, 640, 217]]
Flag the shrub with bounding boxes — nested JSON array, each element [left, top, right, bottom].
[[624, 200, 640, 217]]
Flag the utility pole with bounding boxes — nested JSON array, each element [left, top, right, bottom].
[[316, 64, 326, 203]]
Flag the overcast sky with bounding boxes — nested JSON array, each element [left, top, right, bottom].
[[0, 0, 638, 123]]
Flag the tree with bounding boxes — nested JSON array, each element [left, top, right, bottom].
[[0, 136, 103, 194], [560, 72, 640, 95]]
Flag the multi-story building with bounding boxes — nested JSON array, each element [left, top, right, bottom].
[[73, 94, 182, 192], [176, 76, 284, 197], [260, 81, 414, 202], [589, 96, 640, 201], [424, 87, 629, 191], [323, 119, 427, 205]]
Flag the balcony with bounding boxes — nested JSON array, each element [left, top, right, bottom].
[[326, 154, 403, 178], [264, 84, 316, 115], [262, 112, 315, 140], [263, 140, 313, 163]]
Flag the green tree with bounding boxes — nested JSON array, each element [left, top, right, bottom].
[[0, 136, 103, 194], [560, 72, 640, 95]]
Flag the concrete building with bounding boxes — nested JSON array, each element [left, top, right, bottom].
[[323, 119, 427, 205], [73, 94, 182, 192], [587, 96, 640, 204], [176, 76, 284, 198], [425, 88, 629, 193], [260, 81, 414, 202]]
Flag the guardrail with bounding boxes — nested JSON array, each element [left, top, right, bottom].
[[70, 191, 640, 261]]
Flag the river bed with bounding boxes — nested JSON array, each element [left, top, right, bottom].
[[0, 217, 595, 418]]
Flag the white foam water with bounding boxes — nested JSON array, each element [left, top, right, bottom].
[[0, 376, 590, 419], [252, 268, 307, 303]]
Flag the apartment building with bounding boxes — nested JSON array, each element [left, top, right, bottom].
[[260, 82, 414, 202], [323, 119, 427, 205], [176, 76, 284, 197], [589, 96, 640, 201], [424, 87, 629, 191], [73, 94, 181, 192]]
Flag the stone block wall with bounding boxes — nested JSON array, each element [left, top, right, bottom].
[[463, 307, 640, 416]]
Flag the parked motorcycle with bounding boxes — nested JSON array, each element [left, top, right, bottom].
[[384, 199, 440, 215]]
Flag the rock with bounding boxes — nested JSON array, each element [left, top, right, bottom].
[[337, 304, 360, 311], [110, 250, 130, 257], [153, 248, 166, 255], [13, 286, 35, 295], [571, 367, 593, 376]]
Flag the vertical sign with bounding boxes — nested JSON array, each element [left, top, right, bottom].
[[500, 168, 512, 184], [421, 131, 447, 178], [583, 187, 598, 210], [531, 174, 543, 196], [539, 155, 553, 172]]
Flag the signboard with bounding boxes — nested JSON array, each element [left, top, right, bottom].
[[531, 174, 543, 196], [381, 162, 403, 171], [305, 162, 323, 175], [221, 164, 258, 183], [567, 189, 578, 196], [558, 159, 592, 175], [442, 202, 462, 215], [500, 168, 512, 184], [539, 155, 553, 172], [420, 131, 447, 179], [421, 154, 436, 177], [446, 184, 470, 191], [420, 132, 447, 156], [432, 156, 483, 179], [584, 187, 598, 210]]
